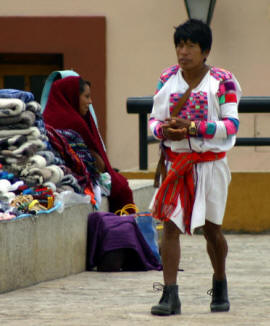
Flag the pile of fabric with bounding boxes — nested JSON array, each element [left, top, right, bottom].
[[0, 89, 100, 221]]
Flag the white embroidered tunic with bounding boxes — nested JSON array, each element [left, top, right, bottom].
[[149, 65, 242, 233]]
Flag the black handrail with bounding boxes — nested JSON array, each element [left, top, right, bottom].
[[127, 96, 270, 170]]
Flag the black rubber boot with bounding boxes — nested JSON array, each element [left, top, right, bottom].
[[209, 275, 230, 312], [151, 284, 181, 316]]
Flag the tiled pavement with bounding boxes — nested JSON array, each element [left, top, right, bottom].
[[0, 233, 269, 326]]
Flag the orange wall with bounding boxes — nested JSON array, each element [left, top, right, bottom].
[[0, 16, 107, 141], [223, 172, 270, 232]]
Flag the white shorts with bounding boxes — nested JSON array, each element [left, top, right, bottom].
[[149, 157, 231, 234]]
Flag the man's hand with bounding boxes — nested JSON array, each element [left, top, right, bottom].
[[161, 118, 192, 140], [161, 118, 190, 141], [165, 117, 190, 129]]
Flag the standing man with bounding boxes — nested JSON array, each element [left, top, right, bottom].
[[149, 19, 241, 316]]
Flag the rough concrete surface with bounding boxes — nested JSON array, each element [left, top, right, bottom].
[[0, 204, 93, 293], [0, 234, 269, 326]]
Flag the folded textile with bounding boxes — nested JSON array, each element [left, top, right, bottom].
[[0, 179, 17, 203], [99, 172, 111, 196], [0, 135, 27, 150], [0, 98, 25, 117], [0, 110, 36, 130], [20, 159, 52, 180], [0, 201, 14, 212], [0, 212, 17, 221], [26, 101, 41, 113], [9, 180, 24, 192], [0, 179, 11, 194], [1, 139, 46, 159], [1, 162, 25, 175], [0, 126, 41, 140], [36, 150, 56, 165], [58, 165, 73, 176], [0, 191, 15, 203], [33, 167, 52, 181], [0, 114, 22, 126], [43, 181, 57, 192], [55, 129, 99, 181], [57, 174, 82, 193], [1, 157, 29, 168], [0, 171, 14, 181], [20, 174, 43, 186], [20, 167, 53, 186], [26, 154, 47, 169], [46, 125, 94, 191], [0, 89, 34, 103], [34, 113, 48, 138], [46, 165, 65, 184]]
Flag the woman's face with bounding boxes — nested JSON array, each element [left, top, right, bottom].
[[79, 84, 92, 116], [176, 39, 209, 70]]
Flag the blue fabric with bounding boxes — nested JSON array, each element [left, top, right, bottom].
[[0, 202, 62, 222], [0, 89, 34, 103], [135, 212, 161, 262]]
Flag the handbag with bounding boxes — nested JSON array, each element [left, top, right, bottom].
[[87, 209, 162, 271]]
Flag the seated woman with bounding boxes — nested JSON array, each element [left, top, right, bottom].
[[43, 76, 135, 213]]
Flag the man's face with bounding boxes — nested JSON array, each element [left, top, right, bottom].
[[176, 39, 209, 70]]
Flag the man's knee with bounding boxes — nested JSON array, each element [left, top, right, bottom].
[[203, 220, 222, 243], [163, 220, 180, 239]]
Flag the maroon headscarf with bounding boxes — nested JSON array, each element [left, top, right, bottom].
[[43, 76, 134, 212]]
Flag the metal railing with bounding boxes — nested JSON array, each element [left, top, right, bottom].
[[126, 96, 270, 170]]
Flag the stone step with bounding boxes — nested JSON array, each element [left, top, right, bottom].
[[127, 179, 155, 212], [120, 170, 155, 179]]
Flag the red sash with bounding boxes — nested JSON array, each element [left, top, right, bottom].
[[152, 149, 226, 234]]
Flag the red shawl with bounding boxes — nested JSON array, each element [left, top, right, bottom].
[[152, 148, 226, 234], [43, 76, 134, 212]]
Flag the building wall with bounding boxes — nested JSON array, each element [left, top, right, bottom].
[[1, 0, 270, 171]]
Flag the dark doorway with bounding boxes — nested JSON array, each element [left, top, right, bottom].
[[0, 53, 63, 102]]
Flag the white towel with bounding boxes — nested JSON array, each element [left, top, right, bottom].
[[0, 98, 25, 117]]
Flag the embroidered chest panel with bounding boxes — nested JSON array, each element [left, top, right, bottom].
[[169, 91, 208, 120]]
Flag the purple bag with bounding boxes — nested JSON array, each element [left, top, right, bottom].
[[86, 212, 162, 272]]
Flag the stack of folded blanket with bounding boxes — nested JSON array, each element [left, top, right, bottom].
[[0, 92, 87, 195], [0, 88, 117, 220], [0, 98, 45, 170]]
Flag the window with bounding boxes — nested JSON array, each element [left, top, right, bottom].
[[0, 54, 63, 102]]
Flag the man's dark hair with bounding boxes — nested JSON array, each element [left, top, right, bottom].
[[173, 19, 212, 52]]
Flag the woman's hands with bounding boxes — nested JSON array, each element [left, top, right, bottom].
[[161, 117, 191, 141], [90, 150, 106, 173]]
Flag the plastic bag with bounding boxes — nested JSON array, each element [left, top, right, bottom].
[[54, 190, 91, 213], [135, 212, 161, 262]]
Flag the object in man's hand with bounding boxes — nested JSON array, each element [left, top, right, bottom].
[[188, 121, 197, 136]]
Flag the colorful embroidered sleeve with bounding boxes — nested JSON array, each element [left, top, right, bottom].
[[154, 65, 180, 94], [149, 117, 164, 140], [150, 65, 180, 139], [196, 77, 239, 139]]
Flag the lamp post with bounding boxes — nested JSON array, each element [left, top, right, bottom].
[[184, 0, 216, 25]]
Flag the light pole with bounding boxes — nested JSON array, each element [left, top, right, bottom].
[[184, 0, 216, 25]]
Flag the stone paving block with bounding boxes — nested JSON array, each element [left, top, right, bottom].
[[0, 234, 269, 325]]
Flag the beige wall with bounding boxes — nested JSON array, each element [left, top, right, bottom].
[[2, 0, 270, 171]]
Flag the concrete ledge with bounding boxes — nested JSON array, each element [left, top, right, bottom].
[[0, 203, 94, 293], [128, 179, 156, 211]]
